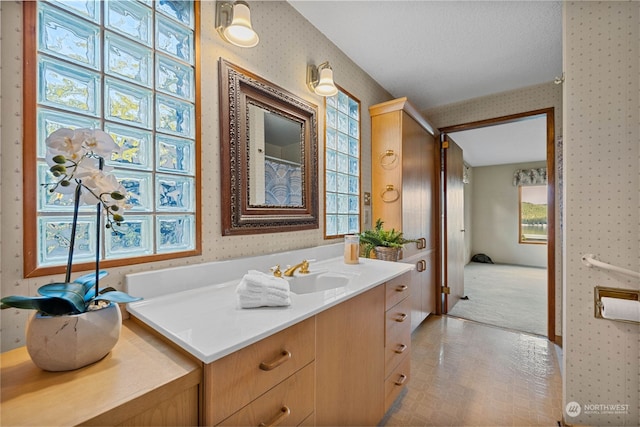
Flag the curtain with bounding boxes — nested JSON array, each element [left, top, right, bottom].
[[264, 159, 302, 205], [513, 167, 547, 186]]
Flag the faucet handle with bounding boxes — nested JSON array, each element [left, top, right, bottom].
[[299, 260, 310, 274], [271, 265, 282, 277]]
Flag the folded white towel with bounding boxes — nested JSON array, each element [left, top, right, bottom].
[[236, 270, 291, 308]]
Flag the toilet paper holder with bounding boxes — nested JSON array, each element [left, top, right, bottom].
[[594, 286, 639, 324]]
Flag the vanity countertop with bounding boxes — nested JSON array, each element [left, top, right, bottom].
[[127, 256, 413, 364]]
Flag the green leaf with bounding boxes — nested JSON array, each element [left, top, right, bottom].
[[73, 270, 108, 287], [94, 291, 142, 304], [0, 295, 80, 316], [37, 282, 87, 314]]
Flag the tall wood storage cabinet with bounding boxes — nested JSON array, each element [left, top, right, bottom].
[[370, 97, 438, 331]]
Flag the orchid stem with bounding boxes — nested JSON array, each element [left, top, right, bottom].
[[95, 158, 104, 305], [65, 182, 82, 283]]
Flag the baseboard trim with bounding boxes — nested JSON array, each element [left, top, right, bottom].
[[555, 335, 563, 347]]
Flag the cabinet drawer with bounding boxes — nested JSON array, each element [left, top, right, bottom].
[[385, 296, 411, 377], [385, 273, 411, 310], [218, 363, 315, 426], [385, 296, 411, 346], [384, 354, 410, 412], [204, 317, 315, 425]]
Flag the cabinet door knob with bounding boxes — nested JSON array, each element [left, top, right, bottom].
[[394, 344, 407, 354], [396, 284, 408, 292], [395, 374, 407, 386], [259, 350, 291, 371], [259, 406, 291, 427], [395, 313, 407, 322]]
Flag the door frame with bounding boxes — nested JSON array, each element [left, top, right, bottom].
[[439, 108, 556, 341]]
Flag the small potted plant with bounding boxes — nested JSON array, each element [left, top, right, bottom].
[[359, 218, 417, 262], [1, 128, 141, 371]]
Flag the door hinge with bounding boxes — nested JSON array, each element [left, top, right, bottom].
[[441, 286, 451, 294], [441, 139, 449, 149]]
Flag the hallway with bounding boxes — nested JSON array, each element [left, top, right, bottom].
[[381, 316, 562, 426]]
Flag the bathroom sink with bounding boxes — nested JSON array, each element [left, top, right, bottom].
[[286, 270, 353, 294]]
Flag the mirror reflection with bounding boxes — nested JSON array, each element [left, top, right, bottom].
[[219, 59, 319, 236], [248, 105, 303, 207]]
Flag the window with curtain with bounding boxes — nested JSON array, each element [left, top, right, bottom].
[[515, 167, 548, 244], [24, 0, 200, 277], [324, 89, 361, 237]]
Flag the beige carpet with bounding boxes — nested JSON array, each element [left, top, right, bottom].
[[447, 262, 547, 336]]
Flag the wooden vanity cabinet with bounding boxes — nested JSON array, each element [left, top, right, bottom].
[[203, 273, 411, 426], [370, 97, 439, 331], [383, 275, 412, 411], [316, 285, 385, 426], [0, 320, 201, 427], [203, 317, 315, 426]]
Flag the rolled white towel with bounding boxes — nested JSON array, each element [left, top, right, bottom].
[[238, 293, 291, 309], [236, 270, 291, 308], [243, 270, 290, 292]]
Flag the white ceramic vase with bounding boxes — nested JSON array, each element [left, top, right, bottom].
[[25, 302, 122, 371]]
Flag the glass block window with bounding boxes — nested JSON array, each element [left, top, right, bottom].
[[25, 1, 199, 275], [325, 89, 361, 237]]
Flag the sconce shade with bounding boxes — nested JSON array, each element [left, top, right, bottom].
[[315, 67, 338, 96], [217, 1, 259, 48], [307, 62, 338, 97]]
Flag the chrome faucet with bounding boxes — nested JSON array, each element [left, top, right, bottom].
[[283, 260, 310, 277]]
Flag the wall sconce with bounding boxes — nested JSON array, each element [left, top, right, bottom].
[[307, 61, 338, 97], [216, 1, 259, 48]]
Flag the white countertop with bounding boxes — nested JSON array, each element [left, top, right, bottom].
[[126, 255, 413, 364]]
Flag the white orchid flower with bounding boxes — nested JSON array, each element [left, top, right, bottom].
[[79, 128, 121, 158], [44, 127, 127, 228], [45, 128, 87, 163]]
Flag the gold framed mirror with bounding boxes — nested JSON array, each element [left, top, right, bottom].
[[219, 59, 319, 235]]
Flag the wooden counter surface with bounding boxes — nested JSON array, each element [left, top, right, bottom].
[[1, 319, 202, 426]]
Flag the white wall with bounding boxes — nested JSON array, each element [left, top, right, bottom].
[[471, 161, 547, 268], [562, 2, 639, 425], [0, 1, 392, 351]]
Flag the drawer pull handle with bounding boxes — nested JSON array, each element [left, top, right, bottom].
[[259, 350, 291, 371], [259, 406, 291, 427], [395, 374, 407, 386], [394, 344, 407, 354], [396, 284, 408, 292], [395, 313, 407, 322]]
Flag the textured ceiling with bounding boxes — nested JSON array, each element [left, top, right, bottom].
[[448, 115, 548, 167], [288, 0, 561, 166], [289, 0, 563, 111]]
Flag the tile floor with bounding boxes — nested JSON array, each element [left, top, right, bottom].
[[381, 315, 563, 426]]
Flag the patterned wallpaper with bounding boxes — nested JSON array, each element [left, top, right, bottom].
[[424, 82, 564, 337], [0, 1, 391, 350], [562, 2, 639, 425]]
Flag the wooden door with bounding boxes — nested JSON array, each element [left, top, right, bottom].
[[442, 135, 465, 313]]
